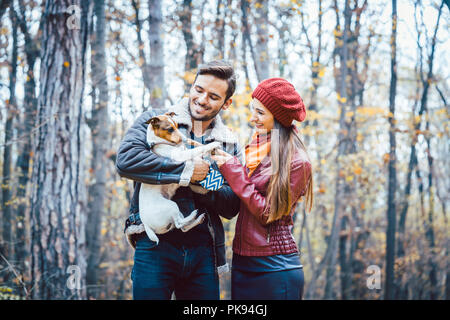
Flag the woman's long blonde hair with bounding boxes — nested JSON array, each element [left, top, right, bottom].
[[265, 120, 313, 223]]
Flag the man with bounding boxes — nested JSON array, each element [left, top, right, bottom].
[[116, 60, 242, 300]]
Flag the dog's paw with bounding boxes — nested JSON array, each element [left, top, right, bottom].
[[208, 141, 221, 150]]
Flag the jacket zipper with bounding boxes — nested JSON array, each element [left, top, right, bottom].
[[267, 228, 270, 243]]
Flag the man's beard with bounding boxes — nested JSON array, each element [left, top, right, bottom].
[[188, 98, 223, 121]]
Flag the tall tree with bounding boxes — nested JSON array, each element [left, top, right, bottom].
[[298, 0, 324, 127], [0, 0, 10, 20], [86, 0, 108, 299], [240, 0, 257, 85], [1, 4, 18, 280], [323, 0, 352, 299], [385, 0, 398, 300], [214, 0, 226, 59], [253, 0, 269, 81], [179, 0, 203, 84], [148, 0, 166, 111], [420, 1, 444, 300], [396, 1, 444, 299], [130, 0, 166, 112], [14, 0, 44, 282], [29, 0, 92, 299]]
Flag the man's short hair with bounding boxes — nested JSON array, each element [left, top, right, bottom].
[[194, 60, 236, 101]]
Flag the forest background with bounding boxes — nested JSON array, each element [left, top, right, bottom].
[[0, 0, 449, 300]]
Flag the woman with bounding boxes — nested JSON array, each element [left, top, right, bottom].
[[211, 78, 313, 300]]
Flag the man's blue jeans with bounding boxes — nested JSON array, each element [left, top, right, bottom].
[[131, 235, 219, 300]]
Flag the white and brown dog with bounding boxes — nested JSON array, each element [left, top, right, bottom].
[[139, 112, 220, 244]]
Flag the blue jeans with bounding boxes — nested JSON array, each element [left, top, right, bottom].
[[231, 268, 304, 300], [131, 235, 219, 300]]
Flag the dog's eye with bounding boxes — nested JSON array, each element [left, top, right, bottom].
[[167, 128, 174, 133]]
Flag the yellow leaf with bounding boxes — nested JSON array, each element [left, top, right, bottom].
[[356, 133, 363, 142], [318, 68, 325, 78], [63, 61, 70, 68], [414, 115, 421, 124], [179, 71, 196, 84], [336, 93, 347, 103]]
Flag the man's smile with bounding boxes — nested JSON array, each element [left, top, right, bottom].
[[192, 102, 210, 114]]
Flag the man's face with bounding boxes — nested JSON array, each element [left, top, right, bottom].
[[188, 74, 232, 121]]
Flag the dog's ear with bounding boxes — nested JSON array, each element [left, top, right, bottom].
[[165, 111, 177, 118], [146, 117, 160, 128]]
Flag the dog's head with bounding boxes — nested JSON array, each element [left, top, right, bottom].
[[146, 112, 185, 145]]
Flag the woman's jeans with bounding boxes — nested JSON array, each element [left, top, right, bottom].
[[231, 268, 304, 300], [131, 236, 219, 300]]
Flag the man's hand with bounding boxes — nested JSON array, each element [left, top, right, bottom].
[[190, 157, 210, 182]]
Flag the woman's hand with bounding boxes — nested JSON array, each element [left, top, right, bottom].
[[211, 148, 233, 168]]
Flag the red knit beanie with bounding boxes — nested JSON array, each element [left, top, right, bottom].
[[251, 78, 306, 127]]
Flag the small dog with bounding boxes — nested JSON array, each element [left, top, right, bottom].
[[139, 111, 220, 244]]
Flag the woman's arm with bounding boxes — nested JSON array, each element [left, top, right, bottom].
[[217, 156, 311, 225], [193, 144, 244, 220]]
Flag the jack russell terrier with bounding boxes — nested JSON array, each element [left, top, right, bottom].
[[139, 111, 220, 244]]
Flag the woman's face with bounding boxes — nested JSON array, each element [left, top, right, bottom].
[[250, 98, 274, 134]]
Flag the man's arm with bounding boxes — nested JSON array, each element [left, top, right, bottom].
[[115, 111, 194, 186]]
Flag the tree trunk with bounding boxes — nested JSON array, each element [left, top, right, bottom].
[[324, 0, 351, 300], [253, 0, 269, 81], [86, 0, 108, 300], [421, 1, 444, 299], [299, 0, 323, 127], [179, 0, 203, 81], [385, 0, 398, 300], [214, 0, 226, 59], [30, 0, 92, 299], [0, 0, 10, 21], [241, 0, 258, 84], [148, 0, 166, 112], [396, 0, 443, 298], [424, 120, 438, 299], [131, 0, 152, 103], [1, 6, 18, 283], [14, 0, 43, 283]]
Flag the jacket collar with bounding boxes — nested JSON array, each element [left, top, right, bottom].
[[171, 97, 238, 144]]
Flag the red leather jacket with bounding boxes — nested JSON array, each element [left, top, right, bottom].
[[219, 149, 312, 256]]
